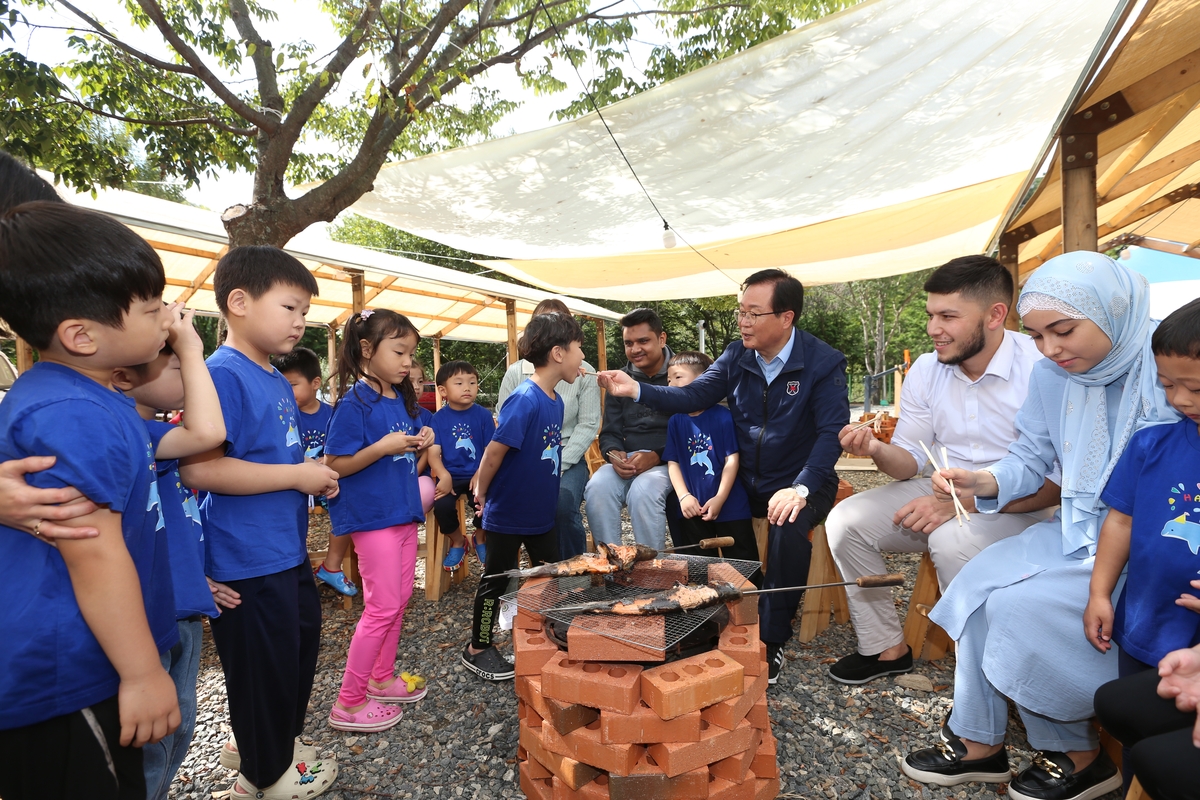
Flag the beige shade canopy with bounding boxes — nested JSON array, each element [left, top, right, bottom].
[[348, 0, 1122, 300], [55, 184, 621, 342], [997, 0, 1200, 275]]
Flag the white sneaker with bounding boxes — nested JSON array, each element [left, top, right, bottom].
[[219, 737, 321, 772], [230, 754, 337, 800]]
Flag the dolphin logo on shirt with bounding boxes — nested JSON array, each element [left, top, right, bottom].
[[1161, 514, 1200, 555], [689, 450, 715, 476], [541, 445, 560, 476], [285, 423, 301, 448], [455, 437, 477, 461], [147, 480, 165, 531]]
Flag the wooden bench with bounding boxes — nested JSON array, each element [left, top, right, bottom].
[[902, 552, 953, 661], [423, 494, 470, 601], [306, 507, 358, 612]]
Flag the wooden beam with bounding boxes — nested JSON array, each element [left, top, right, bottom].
[[1098, 183, 1200, 237], [143, 239, 224, 259], [436, 296, 498, 339], [596, 319, 607, 372], [175, 247, 227, 303], [350, 270, 365, 315], [1104, 138, 1200, 202], [1098, 85, 1200, 197], [326, 326, 339, 402], [997, 233, 1021, 330], [1113, 235, 1200, 260], [505, 299, 518, 365], [1062, 133, 1099, 253], [14, 337, 33, 373], [1122, 46, 1200, 115]]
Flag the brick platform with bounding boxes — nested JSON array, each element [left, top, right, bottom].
[[515, 609, 778, 799]]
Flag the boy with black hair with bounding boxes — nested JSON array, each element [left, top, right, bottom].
[[179, 246, 340, 800], [0, 202, 180, 800], [663, 351, 759, 562], [428, 360, 495, 569], [1086, 297, 1200, 676], [274, 347, 356, 596], [462, 313, 586, 681]]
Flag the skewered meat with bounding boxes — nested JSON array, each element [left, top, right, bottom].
[[596, 542, 658, 571], [503, 553, 619, 579], [555, 581, 743, 616]]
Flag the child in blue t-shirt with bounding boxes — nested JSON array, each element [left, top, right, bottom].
[[1086, 299, 1200, 679], [275, 346, 358, 597], [112, 310, 229, 800], [324, 309, 431, 733], [429, 360, 495, 570], [178, 247, 338, 799], [661, 351, 759, 563], [0, 203, 181, 799], [462, 313, 586, 681]]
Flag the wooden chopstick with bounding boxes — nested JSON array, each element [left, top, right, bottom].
[[919, 440, 969, 526]]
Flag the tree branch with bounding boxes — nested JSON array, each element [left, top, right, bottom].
[[134, 0, 279, 133], [56, 0, 195, 75], [226, 0, 282, 115], [37, 97, 255, 136]]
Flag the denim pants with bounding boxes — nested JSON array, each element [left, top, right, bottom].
[[554, 460, 590, 559], [584, 464, 672, 549], [143, 617, 203, 800]]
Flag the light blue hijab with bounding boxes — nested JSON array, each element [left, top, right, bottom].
[[1018, 251, 1179, 555]]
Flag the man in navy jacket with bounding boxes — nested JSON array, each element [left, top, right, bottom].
[[599, 269, 849, 684]]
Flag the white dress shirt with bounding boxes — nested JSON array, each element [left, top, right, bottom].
[[891, 330, 1059, 482]]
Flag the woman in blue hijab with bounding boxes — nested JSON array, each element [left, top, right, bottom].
[[899, 251, 1179, 800]]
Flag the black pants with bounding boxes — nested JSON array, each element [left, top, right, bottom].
[[209, 563, 321, 789], [1095, 663, 1200, 800], [0, 694, 145, 800], [432, 480, 473, 535], [750, 475, 839, 645], [674, 515, 761, 564], [471, 529, 559, 649]]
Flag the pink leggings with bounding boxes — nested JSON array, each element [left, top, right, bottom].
[[336, 523, 418, 707]]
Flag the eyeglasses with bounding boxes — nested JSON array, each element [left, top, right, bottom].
[[734, 309, 782, 324]]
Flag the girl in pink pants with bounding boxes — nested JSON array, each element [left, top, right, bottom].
[[324, 310, 432, 732]]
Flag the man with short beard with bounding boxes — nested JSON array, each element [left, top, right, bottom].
[[825, 256, 1061, 685]]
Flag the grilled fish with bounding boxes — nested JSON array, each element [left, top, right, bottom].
[[554, 581, 743, 615], [596, 542, 658, 571], [502, 553, 619, 579]]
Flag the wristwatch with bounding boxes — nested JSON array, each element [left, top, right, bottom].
[[791, 483, 809, 499]]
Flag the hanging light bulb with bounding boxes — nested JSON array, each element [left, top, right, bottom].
[[1120, 246, 1135, 260], [662, 220, 676, 249]]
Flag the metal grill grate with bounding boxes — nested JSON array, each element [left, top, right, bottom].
[[502, 554, 760, 654]]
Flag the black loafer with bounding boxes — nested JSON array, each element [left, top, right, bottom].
[[1007, 750, 1121, 800], [900, 735, 1012, 787], [829, 646, 913, 685], [939, 708, 954, 741]]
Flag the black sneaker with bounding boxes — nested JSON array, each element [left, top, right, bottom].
[[766, 643, 785, 685], [828, 646, 913, 685], [1007, 750, 1121, 800], [900, 735, 1012, 787], [461, 645, 515, 681]]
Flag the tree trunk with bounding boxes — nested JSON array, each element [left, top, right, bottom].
[[221, 200, 317, 248]]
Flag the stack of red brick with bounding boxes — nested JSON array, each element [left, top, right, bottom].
[[512, 563, 779, 800]]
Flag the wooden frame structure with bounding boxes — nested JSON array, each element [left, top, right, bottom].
[[993, 0, 1200, 302]]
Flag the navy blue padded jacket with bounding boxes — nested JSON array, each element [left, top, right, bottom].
[[637, 331, 849, 499]]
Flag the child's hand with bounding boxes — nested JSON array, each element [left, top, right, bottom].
[[207, 577, 242, 610], [118, 667, 181, 747], [700, 496, 725, 521], [165, 304, 203, 356], [380, 432, 422, 456], [1176, 579, 1200, 614], [295, 461, 339, 497], [417, 426, 435, 450], [1083, 596, 1114, 653], [679, 493, 702, 518], [435, 472, 453, 500], [473, 487, 486, 516]]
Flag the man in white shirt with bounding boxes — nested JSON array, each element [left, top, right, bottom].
[[826, 256, 1060, 685]]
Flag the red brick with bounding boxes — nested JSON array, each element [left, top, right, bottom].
[[523, 677, 556, 723], [517, 576, 552, 630], [746, 695, 769, 731], [527, 756, 554, 780], [708, 563, 757, 625], [718, 623, 761, 676], [641, 651, 744, 720], [516, 626, 562, 677], [629, 558, 690, 588], [521, 722, 602, 790], [606, 753, 708, 800], [701, 669, 768, 730], [709, 771, 756, 800], [519, 745, 528, 761], [544, 695, 600, 737], [525, 706, 545, 729], [709, 728, 761, 784], [750, 731, 778, 779], [542, 652, 644, 715], [646, 719, 758, 777], [552, 774, 612, 800], [753, 776, 780, 800], [599, 703, 702, 744], [520, 761, 555, 800], [542, 719, 644, 776], [568, 617, 666, 662]]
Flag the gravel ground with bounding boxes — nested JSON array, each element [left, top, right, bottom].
[[173, 471, 1120, 800]]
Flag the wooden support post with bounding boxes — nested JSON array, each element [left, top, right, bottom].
[[326, 325, 338, 402], [15, 337, 34, 373], [1061, 132, 1099, 253], [505, 299, 518, 366], [998, 232, 1022, 330], [893, 367, 903, 413], [596, 319, 607, 372], [432, 336, 442, 385], [350, 270, 365, 314]]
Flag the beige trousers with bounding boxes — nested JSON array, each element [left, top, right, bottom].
[[825, 479, 1049, 656]]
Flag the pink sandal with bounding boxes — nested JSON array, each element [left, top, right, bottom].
[[367, 672, 428, 703], [329, 699, 403, 732]]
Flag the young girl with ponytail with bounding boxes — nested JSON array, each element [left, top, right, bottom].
[[324, 310, 431, 732]]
